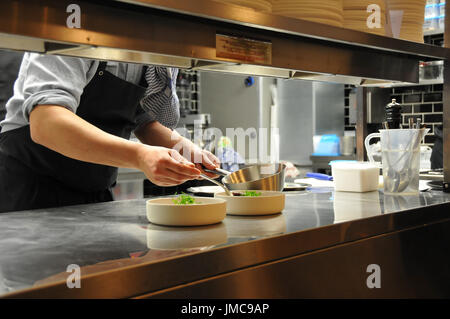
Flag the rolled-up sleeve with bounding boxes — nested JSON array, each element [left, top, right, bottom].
[[21, 53, 97, 121]]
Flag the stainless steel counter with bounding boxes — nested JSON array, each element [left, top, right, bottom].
[[1, 187, 450, 298]]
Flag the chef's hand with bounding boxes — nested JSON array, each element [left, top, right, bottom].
[[176, 139, 221, 179], [137, 145, 201, 186], [193, 147, 221, 179]]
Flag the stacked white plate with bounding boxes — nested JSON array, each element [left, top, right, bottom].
[[215, 0, 272, 12], [387, 0, 426, 43], [271, 0, 344, 27], [343, 0, 386, 35]]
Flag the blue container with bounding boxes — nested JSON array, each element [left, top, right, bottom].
[[312, 134, 340, 156]]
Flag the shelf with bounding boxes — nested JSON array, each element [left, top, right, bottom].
[[362, 78, 444, 88], [0, 0, 449, 85], [424, 29, 445, 36], [117, 0, 448, 59]]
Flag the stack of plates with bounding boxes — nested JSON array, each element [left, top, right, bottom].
[[343, 0, 386, 35], [215, 0, 272, 12], [388, 0, 426, 43], [272, 0, 344, 27]]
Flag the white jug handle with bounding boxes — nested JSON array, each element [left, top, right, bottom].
[[364, 132, 381, 165]]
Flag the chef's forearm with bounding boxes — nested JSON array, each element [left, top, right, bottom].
[[29, 105, 144, 169], [134, 120, 187, 149]]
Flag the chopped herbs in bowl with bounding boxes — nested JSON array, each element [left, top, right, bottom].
[[172, 193, 199, 205], [232, 191, 263, 197]]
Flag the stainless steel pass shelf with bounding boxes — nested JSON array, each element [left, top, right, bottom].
[[1, 190, 450, 298], [0, 0, 449, 84]]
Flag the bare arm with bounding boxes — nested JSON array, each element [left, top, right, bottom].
[[134, 120, 181, 149], [30, 105, 201, 186]]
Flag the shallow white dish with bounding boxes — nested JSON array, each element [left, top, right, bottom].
[[215, 190, 285, 215], [146, 197, 226, 226]]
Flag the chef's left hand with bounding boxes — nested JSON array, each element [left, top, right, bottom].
[[177, 138, 221, 179], [193, 147, 221, 179]]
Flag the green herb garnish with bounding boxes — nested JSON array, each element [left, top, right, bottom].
[[242, 191, 262, 197], [172, 193, 198, 205]]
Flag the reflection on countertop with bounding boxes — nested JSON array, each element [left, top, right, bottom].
[[0, 187, 449, 296], [146, 223, 228, 250]]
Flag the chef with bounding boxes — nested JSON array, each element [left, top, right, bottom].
[[430, 124, 443, 169], [0, 53, 219, 213]]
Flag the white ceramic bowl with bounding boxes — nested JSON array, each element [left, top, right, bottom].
[[215, 190, 285, 215], [146, 197, 226, 226]]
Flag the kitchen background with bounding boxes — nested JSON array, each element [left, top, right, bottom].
[[0, 1, 446, 199]]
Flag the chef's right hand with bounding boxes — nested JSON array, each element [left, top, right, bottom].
[[137, 145, 201, 186]]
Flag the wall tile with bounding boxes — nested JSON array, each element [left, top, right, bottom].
[[403, 94, 422, 103], [423, 92, 443, 102], [434, 103, 443, 112], [401, 105, 412, 113], [413, 104, 433, 113], [424, 113, 443, 123]]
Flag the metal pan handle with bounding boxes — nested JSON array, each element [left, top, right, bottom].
[[202, 167, 230, 176]]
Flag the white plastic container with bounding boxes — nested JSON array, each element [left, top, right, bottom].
[[331, 162, 380, 193]]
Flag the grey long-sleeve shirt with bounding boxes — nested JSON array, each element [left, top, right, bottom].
[[0, 52, 178, 133]]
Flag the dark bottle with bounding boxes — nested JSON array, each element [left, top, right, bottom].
[[385, 98, 402, 129]]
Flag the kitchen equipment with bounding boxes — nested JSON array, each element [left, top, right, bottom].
[[215, 191, 285, 215], [306, 172, 333, 181], [186, 186, 224, 196], [146, 197, 226, 226], [420, 60, 444, 81], [330, 161, 380, 193], [312, 134, 340, 156], [295, 178, 334, 188], [205, 163, 286, 192], [427, 180, 444, 191], [341, 135, 356, 156], [365, 128, 429, 195], [283, 182, 311, 191], [385, 98, 402, 129], [200, 174, 233, 196], [187, 182, 309, 196]]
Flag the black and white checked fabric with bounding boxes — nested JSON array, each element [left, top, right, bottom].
[[140, 66, 179, 129]]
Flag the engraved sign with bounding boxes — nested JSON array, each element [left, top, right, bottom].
[[216, 34, 272, 65]]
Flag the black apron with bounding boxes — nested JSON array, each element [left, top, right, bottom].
[[0, 62, 147, 213]]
